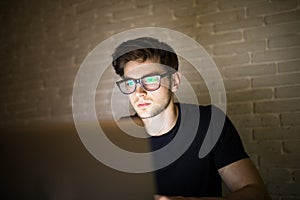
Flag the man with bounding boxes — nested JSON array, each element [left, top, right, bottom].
[[112, 37, 270, 200]]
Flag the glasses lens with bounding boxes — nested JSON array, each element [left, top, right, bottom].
[[142, 75, 160, 91], [118, 79, 135, 94]]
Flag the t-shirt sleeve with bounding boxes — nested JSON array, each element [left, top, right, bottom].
[[213, 114, 249, 170]]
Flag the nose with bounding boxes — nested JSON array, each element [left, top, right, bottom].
[[135, 84, 146, 97]]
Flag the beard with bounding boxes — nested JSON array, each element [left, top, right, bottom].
[[133, 90, 173, 119]]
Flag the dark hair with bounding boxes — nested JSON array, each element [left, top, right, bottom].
[[112, 37, 178, 76]]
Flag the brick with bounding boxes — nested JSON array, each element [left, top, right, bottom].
[[74, 2, 97, 19], [40, 55, 75, 71], [6, 80, 44, 93], [174, 1, 217, 18], [95, 92, 113, 104], [197, 31, 242, 45], [248, 153, 260, 169], [293, 170, 300, 182], [113, 6, 150, 21], [276, 85, 300, 99], [236, 127, 253, 142], [283, 141, 300, 154], [244, 140, 282, 157], [218, 0, 268, 10], [46, 67, 78, 78], [253, 127, 300, 141], [265, 9, 300, 25], [154, 0, 195, 11], [194, 0, 218, 14], [269, 34, 300, 49], [24, 87, 58, 102], [244, 22, 300, 40], [269, 195, 281, 200], [188, 82, 208, 94], [247, 0, 298, 17], [281, 112, 300, 126], [227, 88, 273, 102], [214, 40, 266, 55], [55, 95, 72, 107], [58, 87, 73, 98], [76, 9, 98, 29], [278, 60, 300, 73], [193, 85, 225, 101], [98, 83, 115, 95], [43, 76, 76, 88], [186, 24, 214, 36], [197, 93, 211, 105], [252, 73, 300, 87], [268, 182, 300, 196], [51, 105, 72, 117], [227, 102, 252, 115], [0, 108, 11, 121], [37, 96, 71, 113], [6, 102, 36, 113], [168, 16, 198, 29], [214, 17, 264, 32], [19, 53, 43, 68], [17, 108, 50, 120], [150, 2, 173, 15], [176, 85, 210, 102], [223, 63, 275, 78], [98, 0, 139, 15], [282, 197, 300, 200], [131, 12, 175, 28], [261, 154, 300, 168], [133, 0, 164, 8], [76, 1, 113, 14], [223, 78, 250, 91], [260, 168, 291, 184], [213, 53, 250, 67], [198, 9, 245, 24], [254, 99, 300, 113], [97, 109, 114, 120], [252, 46, 300, 63], [230, 114, 279, 128], [13, 69, 45, 82], [181, 70, 204, 83]]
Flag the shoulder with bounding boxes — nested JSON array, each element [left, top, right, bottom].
[[179, 103, 226, 120]]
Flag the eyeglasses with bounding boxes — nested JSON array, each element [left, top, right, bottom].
[[116, 71, 174, 95]]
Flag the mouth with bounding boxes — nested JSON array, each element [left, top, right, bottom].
[[137, 102, 151, 108]]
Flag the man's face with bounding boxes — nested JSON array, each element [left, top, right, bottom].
[[123, 60, 173, 119]]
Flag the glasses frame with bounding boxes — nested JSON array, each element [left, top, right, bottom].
[[116, 71, 175, 95]]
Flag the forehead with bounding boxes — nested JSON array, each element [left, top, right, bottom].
[[123, 60, 167, 79]]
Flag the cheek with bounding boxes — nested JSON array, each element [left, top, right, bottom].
[[160, 79, 171, 90], [152, 89, 170, 102], [128, 95, 135, 104]]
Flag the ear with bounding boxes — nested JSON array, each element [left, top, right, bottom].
[[171, 72, 181, 92]]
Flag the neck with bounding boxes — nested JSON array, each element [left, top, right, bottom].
[[142, 102, 178, 136]]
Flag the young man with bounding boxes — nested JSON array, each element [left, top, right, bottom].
[[112, 37, 270, 200]]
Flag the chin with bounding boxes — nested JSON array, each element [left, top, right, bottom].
[[134, 107, 151, 118], [137, 112, 152, 119], [135, 109, 156, 119]]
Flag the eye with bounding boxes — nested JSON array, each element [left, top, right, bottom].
[[125, 80, 135, 87], [144, 76, 159, 84]]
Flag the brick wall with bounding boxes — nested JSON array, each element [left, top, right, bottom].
[[1, 0, 300, 199]]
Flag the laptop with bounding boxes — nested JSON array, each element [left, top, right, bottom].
[[1, 120, 156, 200]]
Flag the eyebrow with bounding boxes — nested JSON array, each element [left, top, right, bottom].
[[123, 73, 160, 80]]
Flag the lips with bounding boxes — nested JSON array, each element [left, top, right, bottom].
[[137, 102, 151, 108]]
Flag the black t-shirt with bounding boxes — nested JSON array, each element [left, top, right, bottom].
[[150, 103, 249, 197]]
